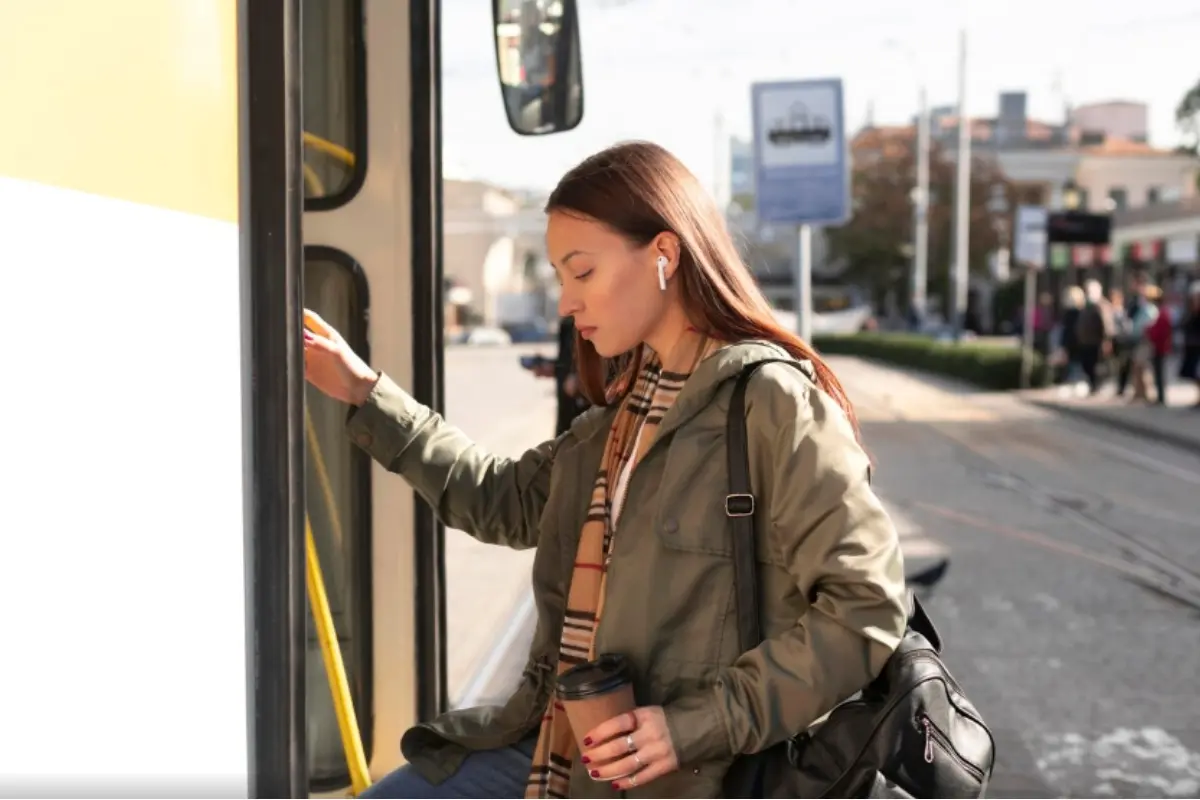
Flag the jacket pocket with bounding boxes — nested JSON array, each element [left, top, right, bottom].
[[653, 424, 783, 566], [653, 426, 738, 557]]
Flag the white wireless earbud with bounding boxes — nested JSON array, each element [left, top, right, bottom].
[[656, 256, 668, 291]]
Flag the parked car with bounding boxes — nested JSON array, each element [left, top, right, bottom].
[[464, 326, 513, 346], [502, 319, 553, 343]]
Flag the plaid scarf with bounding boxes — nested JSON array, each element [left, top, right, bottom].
[[525, 332, 719, 799]]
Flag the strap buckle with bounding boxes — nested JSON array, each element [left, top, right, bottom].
[[725, 493, 755, 517]]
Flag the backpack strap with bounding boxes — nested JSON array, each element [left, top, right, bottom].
[[726, 359, 812, 652], [725, 364, 765, 652], [726, 359, 937, 657]]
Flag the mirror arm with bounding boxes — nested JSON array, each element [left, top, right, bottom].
[[549, 0, 577, 131]]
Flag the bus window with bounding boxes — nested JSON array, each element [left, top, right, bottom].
[[303, 248, 373, 790], [492, 0, 584, 135], [302, 0, 365, 207]]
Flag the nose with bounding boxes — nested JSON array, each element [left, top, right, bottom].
[[558, 287, 582, 319]]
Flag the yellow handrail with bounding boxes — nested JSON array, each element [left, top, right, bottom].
[[303, 131, 356, 168], [307, 408, 347, 552], [303, 162, 327, 197], [305, 403, 371, 795]]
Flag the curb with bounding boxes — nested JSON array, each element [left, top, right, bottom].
[[1024, 398, 1200, 458]]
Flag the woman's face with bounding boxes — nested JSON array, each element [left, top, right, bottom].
[[546, 210, 671, 358]]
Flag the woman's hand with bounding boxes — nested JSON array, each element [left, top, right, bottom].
[[302, 309, 378, 406], [579, 707, 680, 791]]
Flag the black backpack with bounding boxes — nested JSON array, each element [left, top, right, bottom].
[[722, 360, 996, 799]]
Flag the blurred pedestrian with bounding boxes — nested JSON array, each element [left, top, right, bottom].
[[1074, 279, 1114, 395], [1055, 285, 1086, 397], [1145, 285, 1172, 405], [1179, 281, 1200, 408], [1127, 282, 1162, 403], [532, 316, 592, 436]]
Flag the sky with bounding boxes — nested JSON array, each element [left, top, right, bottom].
[[440, 0, 1200, 194]]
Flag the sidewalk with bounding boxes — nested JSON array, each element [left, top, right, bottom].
[[443, 348, 557, 708], [1020, 381, 1200, 455], [829, 352, 1200, 455]]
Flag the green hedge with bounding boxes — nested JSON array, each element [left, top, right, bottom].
[[812, 333, 1049, 391]]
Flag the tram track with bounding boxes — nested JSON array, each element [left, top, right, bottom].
[[849, 377, 1200, 614]]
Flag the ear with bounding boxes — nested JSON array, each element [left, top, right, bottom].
[[649, 232, 682, 280]]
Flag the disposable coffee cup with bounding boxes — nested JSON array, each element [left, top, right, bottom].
[[556, 653, 637, 751]]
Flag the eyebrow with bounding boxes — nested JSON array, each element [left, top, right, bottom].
[[552, 250, 590, 271]]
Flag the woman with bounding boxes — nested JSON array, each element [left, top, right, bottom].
[[1056, 285, 1085, 395], [1180, 281, 1200, 407], [304, 141, 907, 798]]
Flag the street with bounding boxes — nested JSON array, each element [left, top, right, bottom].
[[835, 356, 1200, 799], [441, 345, 1200, 798]]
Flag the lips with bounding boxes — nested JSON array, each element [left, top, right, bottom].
[[577, 325, 598, 339]]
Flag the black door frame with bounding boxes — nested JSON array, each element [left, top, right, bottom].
[[239, 0, 307, 795]]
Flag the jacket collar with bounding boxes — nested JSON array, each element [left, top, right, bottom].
[[565, 340, 814, 447], [654, 339, 810, 438]]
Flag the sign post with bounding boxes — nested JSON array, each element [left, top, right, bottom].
[[1014, 205, 1047, 389], [751, 78, 850, 343]]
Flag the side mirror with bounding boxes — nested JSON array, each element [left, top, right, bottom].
[[492, 0, 584, 135]]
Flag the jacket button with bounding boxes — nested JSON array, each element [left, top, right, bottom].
[[663, 519, 679, 533], [355, 432, 373, 448]]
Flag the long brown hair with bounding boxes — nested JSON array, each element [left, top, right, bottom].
[[546, 140, 859, 437]]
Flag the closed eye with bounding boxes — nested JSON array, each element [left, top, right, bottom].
[[575, 268, 594, 281]]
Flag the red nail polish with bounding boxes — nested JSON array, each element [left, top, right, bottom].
[[611, 782, 621, 789], [583, 737, 593, 746], [303, 330, 314, 341], [580, 756, 590, 764], [590, 770, 599, 778]]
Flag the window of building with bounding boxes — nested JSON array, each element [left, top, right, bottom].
[[302, 0, 365, 208], [303, 248, 373, 790], [1108, 187, 1128, 210]]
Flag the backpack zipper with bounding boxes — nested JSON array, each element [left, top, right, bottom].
[[916, 713, 986, 781]]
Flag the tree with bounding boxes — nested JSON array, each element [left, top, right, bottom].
[[1176, 78, 1200, 188], [825, 134, 1013, 310], [1176, 78, 1200, 153]]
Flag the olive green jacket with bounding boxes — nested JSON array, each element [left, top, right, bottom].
[[346, 341, 907, 798]]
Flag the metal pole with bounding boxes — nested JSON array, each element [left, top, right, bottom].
[[952, 27, 971, 337], [913, 84, 930, 322], [1020, 267, 1037, 388], [713, 109, 726, 210], [797, 224, 813, 342]]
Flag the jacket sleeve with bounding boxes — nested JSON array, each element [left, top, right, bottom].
[[664, 365, 908, 764], [343, 373, 556, 549]]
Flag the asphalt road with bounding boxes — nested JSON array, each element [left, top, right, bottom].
[[440, 345, 1200, 797], [832, 355, 1200, 799]]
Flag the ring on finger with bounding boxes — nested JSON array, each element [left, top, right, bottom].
[[625, 734, 636, 753], [633, 752, 643, 767]]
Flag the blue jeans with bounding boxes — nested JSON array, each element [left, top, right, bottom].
[[360, 735, 537, 798]]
